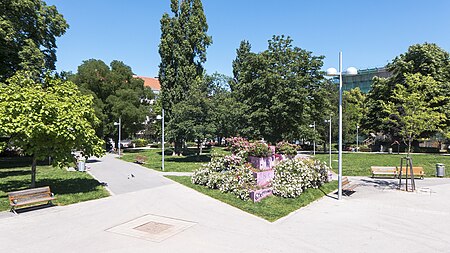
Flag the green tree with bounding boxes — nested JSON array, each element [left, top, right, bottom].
[[159, 0, 212, 155], [364, 43, 450, 138], [207, 73, 243, 144], [231, 35, 327, 143], [343, 88, 366, 144], [382, 73, 446, 155], [72, 59, 153, 144], [0, 72, 104, 187], [168, 80, 215, 155], [0, 0, 69, 81]]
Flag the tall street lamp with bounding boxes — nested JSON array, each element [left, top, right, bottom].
[[326, 52, 357, 200], [156, 109, 165, 171], [325, 116, 332, 169], [113, 117, 121, 156], [309, 121, 316, 156], [356, 124, 360, 152]]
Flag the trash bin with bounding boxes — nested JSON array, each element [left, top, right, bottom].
[[77, 160, 86, 172], [436, 163, 445, 177], [388, 148, 393, 154]]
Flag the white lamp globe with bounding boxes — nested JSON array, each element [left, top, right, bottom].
[[346, 67, 358, 75], [326, 67, 338, 76]]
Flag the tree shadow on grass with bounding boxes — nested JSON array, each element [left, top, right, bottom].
[[0, 168, 30, 179], [0, 177, 103, 195], [166, 154, 211, 163], [0, 157, 49, 169]]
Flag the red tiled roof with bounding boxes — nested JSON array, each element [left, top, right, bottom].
[[134, 76, 160, 91]]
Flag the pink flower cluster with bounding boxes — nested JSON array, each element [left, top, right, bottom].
[[226, 137, 250, 154]]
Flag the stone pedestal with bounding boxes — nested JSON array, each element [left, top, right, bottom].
[[248, 156, 273, 171], [249, 187, 273, 202], [253, 169, 275, 186]]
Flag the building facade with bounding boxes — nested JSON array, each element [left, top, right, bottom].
[[341, 67, 391, 93]]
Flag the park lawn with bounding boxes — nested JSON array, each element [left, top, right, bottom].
[[315, 152, 450, 177], [121, 147, 230, 172], [165, 176, 338, 222], [0, 159, 110, 212]]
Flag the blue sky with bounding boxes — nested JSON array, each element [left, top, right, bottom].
[[47, 0, 450, 78]]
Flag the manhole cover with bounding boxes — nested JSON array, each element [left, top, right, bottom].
[[106, 214, 196, 242], [134, 221, 173, 234]]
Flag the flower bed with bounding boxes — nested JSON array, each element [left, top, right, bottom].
[[193, 137, 330, 201], [272, 158, 329, 198]]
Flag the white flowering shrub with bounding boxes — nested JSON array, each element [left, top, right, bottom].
[[192, 154, 255, 200], [273, 158, 329, 198]]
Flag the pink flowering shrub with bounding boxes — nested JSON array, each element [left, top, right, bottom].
[[226, 137, 250, 154]]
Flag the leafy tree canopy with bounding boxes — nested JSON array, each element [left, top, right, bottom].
[[343, 88, 366, 143], [71, 59, 153, 141], [0, 72, 104, 187], [232, 35, 328, 143], [381, 73, 447, 154], [364, 43, 450, 138], [159, 0, 212, 154], [0, 0, 68, 81]]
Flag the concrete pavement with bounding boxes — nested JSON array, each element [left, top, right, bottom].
[[86, 154, 173, 195], [1, 155, 450, 252]]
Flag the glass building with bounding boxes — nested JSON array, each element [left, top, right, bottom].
[[341, 67, 392, 93]]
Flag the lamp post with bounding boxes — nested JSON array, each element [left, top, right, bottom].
[[326, 52, 357, 200], [113, 117, 121, 156], [356, 124, 360, 152], [156, 109, 165, 171], [325, 116, 332, 168], [309, 121, 316, 156]]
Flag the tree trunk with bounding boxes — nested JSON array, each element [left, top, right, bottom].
[[172, 142, 176, 156], [197, 141, 203, 156], [407, 138, 412, 157], [31, 155, 37, 188]]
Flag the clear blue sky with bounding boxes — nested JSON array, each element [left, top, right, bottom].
[[47, 0, 450, 78]]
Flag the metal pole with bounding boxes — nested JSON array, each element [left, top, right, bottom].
[[356, 125, 359, 152], [338, 52, 343, 200], [313, 121, 316, 156], [329, 116, 332, 169], [162, 108, 165, 171], [118, 117, 121, 156]]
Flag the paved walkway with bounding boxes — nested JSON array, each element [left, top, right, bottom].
[[86, 154, 174, 195], [1, 156, 450, 252]]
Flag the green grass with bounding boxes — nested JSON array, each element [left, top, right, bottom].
[[315, 152, 450, 177], [0, 158, 110, 212], [121, 147, 230, 172], [165, 176, 338, 222]]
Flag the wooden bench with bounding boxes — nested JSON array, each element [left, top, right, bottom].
[[342, 177, 358, 196], [8, 186, 56, 214], [371, 166, 398, 178], [397, 166, 425, 179], [135, 155, 148, 164]]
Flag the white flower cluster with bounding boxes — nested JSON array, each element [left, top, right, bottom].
[[272, 158, 329, 198], [192, 155, 255, 200]]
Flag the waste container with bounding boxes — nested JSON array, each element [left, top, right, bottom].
[[436, 163, 445, 177], [388, 148, 393, 154], [77, 160, 86, 172]]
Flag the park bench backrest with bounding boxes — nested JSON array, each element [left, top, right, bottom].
[[398, 167, 425, 175], [8, 186, 52, 205], [371, 166, 397, 172]]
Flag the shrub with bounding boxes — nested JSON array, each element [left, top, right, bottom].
[[248, 142, 272, 157], [272, 158, 329, 198], [226, 137, 250, 154], [131, 138, 148, 147], [192, 154, 255, 200], [276, 141, 298, 156]]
